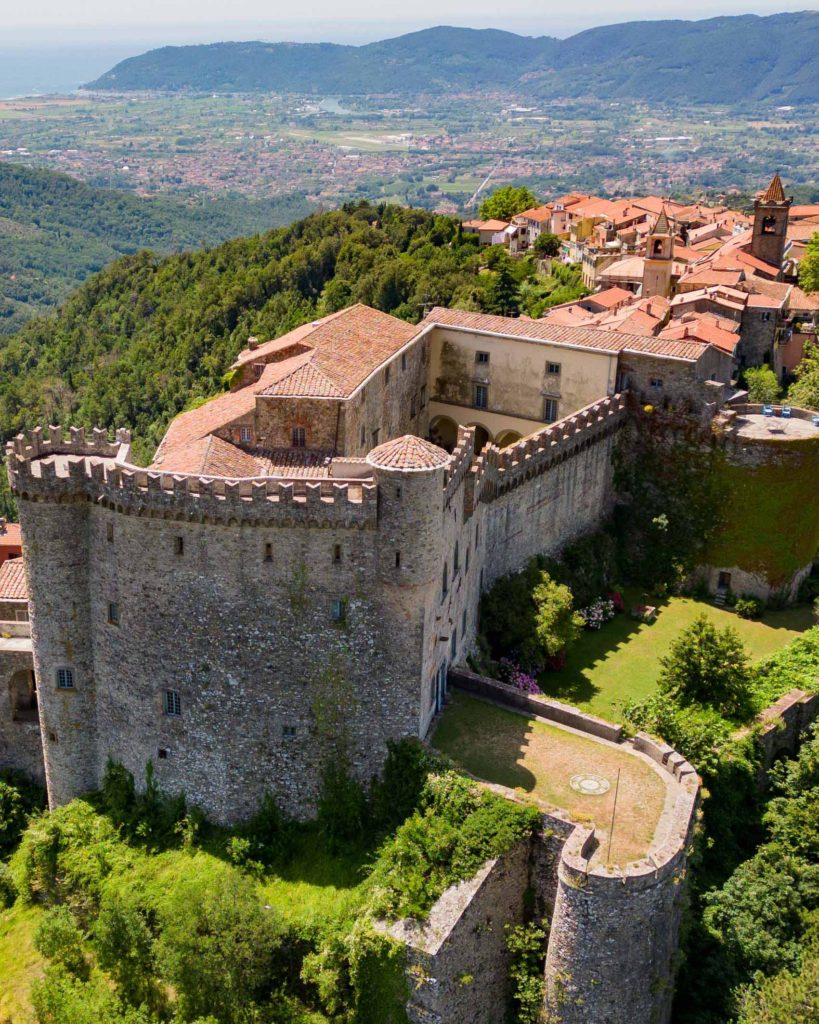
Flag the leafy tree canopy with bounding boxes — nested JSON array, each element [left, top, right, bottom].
[[798, 232, 819, 295], [789, 340, 819, 411], [744, 365, 780, 404], [478, 186, 537, 222]]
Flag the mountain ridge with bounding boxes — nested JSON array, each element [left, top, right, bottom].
[[86, 13, 819, 103]]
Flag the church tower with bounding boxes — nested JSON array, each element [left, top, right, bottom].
[[751, 173, 792, 269], [642, 206, 674, 299]]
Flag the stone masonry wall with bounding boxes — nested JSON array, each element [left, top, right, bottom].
[[0, 647, 44, 785]]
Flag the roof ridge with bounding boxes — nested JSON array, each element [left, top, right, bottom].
[[761, 172, 787, 204]]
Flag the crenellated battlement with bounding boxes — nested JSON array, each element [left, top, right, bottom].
[[7, 430, 378, 529], [444, 424, 476, 505], [473, 393, 629, 502]]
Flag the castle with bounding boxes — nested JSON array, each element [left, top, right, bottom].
[[3, 299, 818, 1024]]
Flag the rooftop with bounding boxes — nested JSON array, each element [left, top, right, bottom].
[[0, 558, 27, 602], [366, 434, 450, 471], [735, 413, 819, 441]]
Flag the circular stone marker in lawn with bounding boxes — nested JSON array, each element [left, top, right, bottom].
[[570, 773, 611, 796]]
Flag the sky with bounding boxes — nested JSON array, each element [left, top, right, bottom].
[[1, 0, 814, 44]]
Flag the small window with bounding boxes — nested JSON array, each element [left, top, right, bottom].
[[761, 215, 777, 235], [360, 424, 366, 447], [106, 522, 114, 543], [547, 362, 561, 376], [442, 561, 449, 599], [48, 730, 58, 743], [462, 608, 468, 637], [761, 311, 771, 322], [282, 724, 297, 739], [164, 689, 181, 717], [108, 601, 120, 625], [174, 536, 184, 556], [410, 395, 417, 418], [420, 384, 427, 409], [157, 748, 169, 760], [264, 542, 273, 562], [451, 632, 457, 660], [396, 486, 402, 499], [476, 351, 490, 364], [395, 551, 401, 569], [649, 378, 664, 389], [372, 429, 380, 447], [543, 398, 559, 423], [401, 353, 407, 372], [253, 363, 264, 380], [453, 541, 460, 574], [240, 425, 252, 443], [333, 544, 342, 564], [331, 599, 347, 624], [474, 384, 488, 409], [292, 426, 306, 448], [475, 522, 480, 546], [465, 545, 470, 573], [385, 366, 391, 385], [56, 668, 74, 690]]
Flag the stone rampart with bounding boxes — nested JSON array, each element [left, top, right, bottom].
[[755, 687, 819, 770], [449, 668, 623, 743]]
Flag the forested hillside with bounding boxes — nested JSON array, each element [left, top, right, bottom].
[[87, 12, 819, 103], [0, 163, 312, 333], [0, 201, 584, 479]]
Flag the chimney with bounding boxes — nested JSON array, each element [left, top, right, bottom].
[[248, 336, 259, 351]]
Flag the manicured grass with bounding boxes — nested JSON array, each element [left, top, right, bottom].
[[432, 692, 667, 868], [0, 902, 44, 1023], [538, 593, 814, 721]]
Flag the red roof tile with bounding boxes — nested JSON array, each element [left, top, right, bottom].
[[0, 558, 27, 602], [0, 522, 21, 549], [366, 435, 450, 471]]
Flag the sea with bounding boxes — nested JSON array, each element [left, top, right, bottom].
[[0, 44, 143, 99]]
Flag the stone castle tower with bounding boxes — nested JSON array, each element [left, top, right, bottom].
[[642, 206, 674, 299], [751, 173, 792, 269]]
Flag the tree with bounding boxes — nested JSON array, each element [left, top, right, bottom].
[[532, 573, 583, 657], [478, 186, 537, 222], [483, 258, 521, 317], [798, 231, 819, 294], [533, 232, 560, 257], [789, 340, 819, 411], [737, 947, 819, 1024], [744, 365, 780, 404], [658, 614, 752, 718]]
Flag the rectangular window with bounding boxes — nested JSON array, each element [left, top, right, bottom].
[[451, 632, 457, 660], [547, 362, 561, 375], [649, 378, 664, 389], [395, 551, 401, 569], [282, 725, 297, 739], [401, 353, 407, 371], [264, 542, 273, 562], [371, 429, 380, 447], [360, 424, 366, 447], [543, 398, 559, 423], [56, 668, 74, 690], [462, 608, 467, 637], [164, 690, 181, 717], [410, 395, 417, 418], [331, 599, 347, 624], [108, 601, 120, 625], [474, 384, 488, 409], [106, 522, 114, 543], [476, 351, 490, 364], [252, 363, 264, 380], [292, 426, 306, 448], [442, 562, 449, 600], [240, 425, 252, 443], [333, 543, 342, 564], [761, 312, 771, 322], [385, 366, 390, 385], [465, 545, 470, 574], [157, 748, 169, 759], [420, 384, 427, 409], [174, 536, 184, 556]]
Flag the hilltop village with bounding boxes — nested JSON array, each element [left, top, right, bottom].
[[0, 174, 818, 1024]]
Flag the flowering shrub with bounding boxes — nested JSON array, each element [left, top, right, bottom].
[[578, 598, 616, 630], [498, 659, 542, 694]]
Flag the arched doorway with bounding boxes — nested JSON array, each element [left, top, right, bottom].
[[495, 430, 523, 449], [467, 423, 493, 453], [9, 669, 37, 723], [429, 415, 459, 453]]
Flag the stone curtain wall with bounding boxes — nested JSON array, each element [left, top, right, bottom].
[[0, 647, 44, 785], [755, 688, 819, 770]]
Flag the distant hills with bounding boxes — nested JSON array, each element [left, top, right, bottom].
[[0, 163, 312, 333], [87, 13, 819, 103]]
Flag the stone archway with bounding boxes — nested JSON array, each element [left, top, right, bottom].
[[467, 423, 493, 453], [495, 430, 523, 449], [9, 668, 37, 722], [429, 415, 459, 453]]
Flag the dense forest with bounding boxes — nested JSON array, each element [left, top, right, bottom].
[[88, 13, 819, 104], [0, 201, 585, 473], [0, 163, 312, 333]]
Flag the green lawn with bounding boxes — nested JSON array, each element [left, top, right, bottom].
[[538, 593, 813, 721], [0, 902, 44, 1023], [433, 692, 667, 867]]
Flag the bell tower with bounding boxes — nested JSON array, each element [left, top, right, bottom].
[[642, 206, 674, 299], [751, 173, 792, 269]]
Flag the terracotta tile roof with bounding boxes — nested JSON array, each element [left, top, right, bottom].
[[0, 558, 27, 602], [584, 286, 633, 309], [679, 268, 745, 289], [540, 306, 596, 327], [366, 435, 450, 472], [789, 205, 819, 220], [0, 522, 21, 548], [424, 307, 712, 362], [463, 219, 509, 231], [661, 314, 739, 354], [761, 173, 787, 204], [598, 256, 646, 280], [263, 361, 345, 398], [516, 205, 553, 222], [256, 449, 333, 477]]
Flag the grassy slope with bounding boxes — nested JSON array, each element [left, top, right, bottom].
[[0, 903, 44, 1024], [536, 592, 813, 721]]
